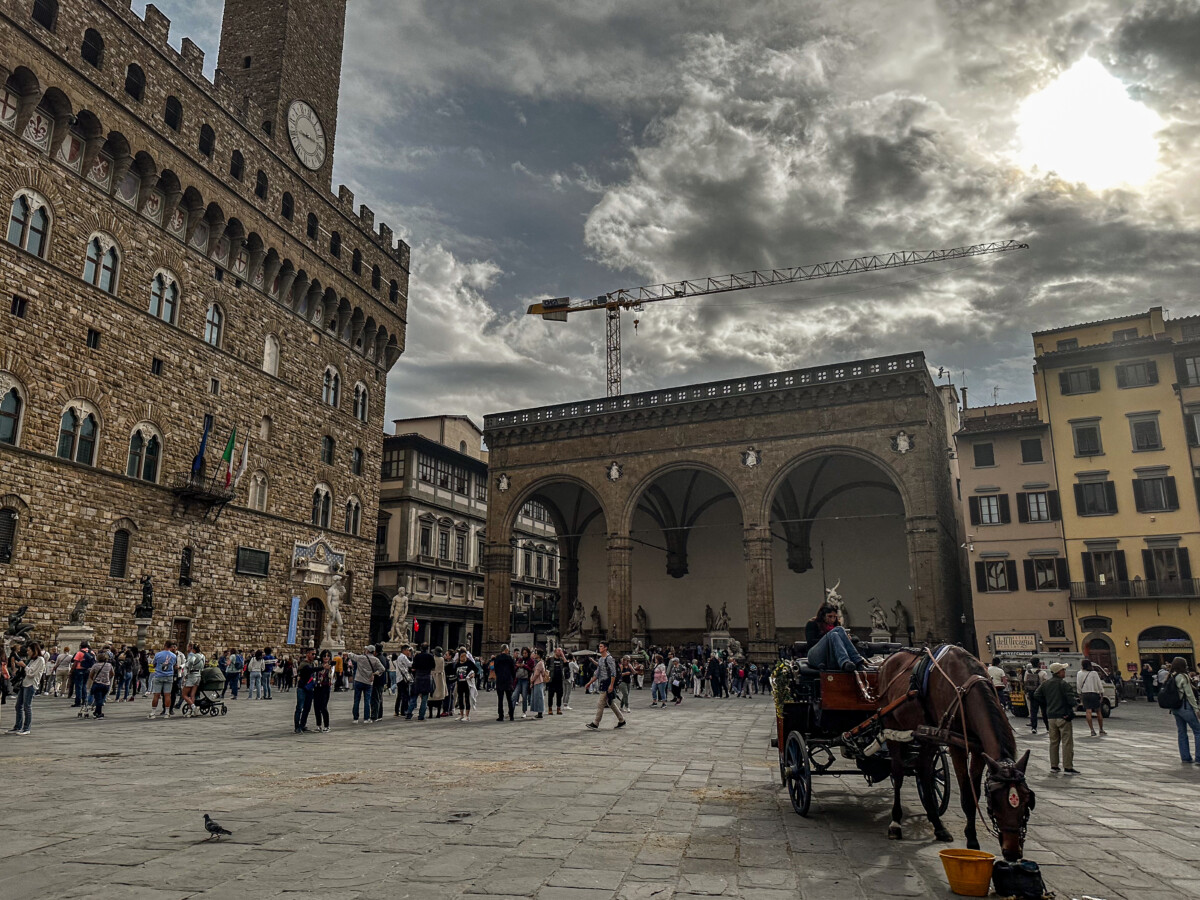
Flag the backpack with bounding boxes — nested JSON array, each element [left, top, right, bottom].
[[1023, 669, 1040, 691], [1158, 673, 1184, 711]]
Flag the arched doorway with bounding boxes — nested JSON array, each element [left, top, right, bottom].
[[769, 452, 910, 643], [1085, 637, 1115, 673], [628, 466, 744, 648], [300, 597, 325, 650], [1137, 625, 1194, 669], [369, 592, 391, 646]]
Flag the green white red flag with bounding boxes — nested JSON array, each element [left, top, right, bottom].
[[221, 428, 237, 487]]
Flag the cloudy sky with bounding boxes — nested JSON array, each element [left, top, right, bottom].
[[147, 0, 1200, 425]]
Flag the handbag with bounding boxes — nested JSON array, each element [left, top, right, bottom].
[[990, 860, 1050, 900]]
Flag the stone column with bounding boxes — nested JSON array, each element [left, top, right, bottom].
[[482, 541, 514, 657], [560, 537, 580, 636], [606, 534, 634, 655], [905, 514, 960, 645], [744, 525, 777, 661]]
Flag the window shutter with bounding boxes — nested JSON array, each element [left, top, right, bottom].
[[1047, 490, 1061, 521], [1081, 552, 1095, 583], [1166, 476, 1179, 510], [1104, 481, 1118, 513], [1187, 415, 1199, 448], [975, 561, 987, 593], [0, 509, 15, 563], [1005, 560, 1018, 591], [1088, 368, 1101, 391], [1146, 360, 1158, 384], [109, 529, 130, 578], [1142, 549, 1154, 581], [1073, 484, 1085, 516], [1132, 479, 1146, 513], [1023, 559, 1035, 591], [1115, 550, 1128, 583], [1054, 558, 1070, 588], [998, 494, 1011, 524], [1115, 365, 1128, 389], [968, 496, 980, 526], [1179, 548, 1192, 582], [1059, 371, 1071, 394], [1016, 493, 1029, 523]]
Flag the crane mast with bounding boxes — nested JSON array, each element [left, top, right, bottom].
[[527, 240, 1028, 396]]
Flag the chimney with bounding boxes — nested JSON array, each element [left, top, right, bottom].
[[961, 386, 967, 410]]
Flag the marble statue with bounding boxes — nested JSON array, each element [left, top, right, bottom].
[[566, 597, 585, 637], [869, 600, 888, 633], [69, 597, 88, 625], [727, 637, 743, 660], [712, 602, 730, 632], [387, 587, 410, 644], [325, 573, 346, 645], [590, 605, 603, 635], [705, 604, 715, 632], [891, 599, 913, 640], [634, 605, 648, 634], [824, 580, 847, 626], [134, 574, 154, 619]]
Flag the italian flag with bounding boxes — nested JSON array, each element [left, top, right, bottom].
[[221, 428, 237, 486]]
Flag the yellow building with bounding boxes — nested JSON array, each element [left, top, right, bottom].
[[1033, 307, 1198, 676]]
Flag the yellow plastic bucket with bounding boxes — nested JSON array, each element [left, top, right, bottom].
[[939, 848, 995, 897]]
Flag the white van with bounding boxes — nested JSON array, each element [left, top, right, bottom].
[[1038, 653, 1120, 718]]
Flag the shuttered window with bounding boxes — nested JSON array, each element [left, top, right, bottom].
[[235, 547, 270, 577], [0, 508, 16, 563], [109, 528, 130, 577]]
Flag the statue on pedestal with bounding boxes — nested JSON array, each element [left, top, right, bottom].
[[870, 600, 888, 633], [824, 579, 847, 626], [387, 587, 410, 644], [565, 596, 585, 639], [325, 572, 346, 646], [712, 602, 730, 632], [589, 605, 603, 635], [891, 599, 913, 643], [69, 597, 89, 625], [705, 604, 715, 632], [634, 605, 648, 635], [5, 604, 33, 643], [134, 574, 154, 619]]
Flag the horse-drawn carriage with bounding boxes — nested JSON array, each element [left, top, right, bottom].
[[773, 641, 950, 817]]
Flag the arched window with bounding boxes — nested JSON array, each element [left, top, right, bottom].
[[198, 124, 215, 158], [32, 0, 57, 32], [306, 212, 318, 239], [7, 193, 50, 258], [311, 484, 332, 528], [125, 425, 161, 483], [57, 404, 99, 465], [123, 64, 145, 101], [254, 170, 268, 200], [262, 334, 279, 376], [352, 447, 364, 476], [164, 95, 182, 131], [352, 383, 368, 422], [83, 236, 119, 293], [148, 271, 179, 324], [0, 385, 23, 445], [322, 367, 340, 407], [371, 265, 381, 290], [281, 192, 294, 221], [389, 280, 400, 304], [259, 414, 272, 441], [352, 248, 362, 275], [321, 435, 335, 465], [344, 497, 361, 536], [204, 303, 223, 348], [0, 507, 17, 563], [249, 471, 269, 511], [229, 149, 244, 181], [81, 28, 104, 68], [109, 528, 130, 578], [329, 231, 341, 257]]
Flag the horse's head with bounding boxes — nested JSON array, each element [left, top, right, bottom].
[[983, 751, 1035, 861]]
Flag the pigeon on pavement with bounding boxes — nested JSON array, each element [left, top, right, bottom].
[[203, 814, 232, 840]]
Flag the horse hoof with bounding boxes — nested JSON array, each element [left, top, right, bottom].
[[935, 830, 953, 843], [888, 826, 902, 841], [967, 839, 980, 850]]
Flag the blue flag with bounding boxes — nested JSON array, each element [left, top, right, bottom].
[[287, 596, 300, 645], [191, 417, 211, 474]]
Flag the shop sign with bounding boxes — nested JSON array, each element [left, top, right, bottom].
[[992, 632, 1039, 654]]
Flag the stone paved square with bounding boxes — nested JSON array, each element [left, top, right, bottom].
[[2, 690, 1196, 898]]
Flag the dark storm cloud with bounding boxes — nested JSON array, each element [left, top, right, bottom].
[[1113, 0, 1200, 89]]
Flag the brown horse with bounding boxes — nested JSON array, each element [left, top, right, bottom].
[[878, 645, 1035, 862]]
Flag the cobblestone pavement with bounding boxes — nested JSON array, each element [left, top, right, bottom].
[[1, 687, 1196, 899]]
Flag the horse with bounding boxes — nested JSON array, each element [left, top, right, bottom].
[[877, 645, 1035, 862]]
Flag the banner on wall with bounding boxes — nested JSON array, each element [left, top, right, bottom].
[[286, 595, 300, 645]]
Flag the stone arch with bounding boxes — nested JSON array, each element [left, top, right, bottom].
[[1082, 632, 1117, 673], [619, 459, 747, 536], [108, 516, 139, 535], [757, 443, 912, 525]]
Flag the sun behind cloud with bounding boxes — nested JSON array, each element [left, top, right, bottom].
[[1016, 57, 1164, 191]]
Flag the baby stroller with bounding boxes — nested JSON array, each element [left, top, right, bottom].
[[77, 693, 96, 719], [193, 666, 229, 717]]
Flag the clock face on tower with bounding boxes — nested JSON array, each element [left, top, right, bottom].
[[287, 100, 327, 171]]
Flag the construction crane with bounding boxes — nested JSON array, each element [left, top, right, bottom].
[[527, 240, 1028, 396]]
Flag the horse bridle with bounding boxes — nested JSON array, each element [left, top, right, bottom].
[[984, 765, 1033, 842]]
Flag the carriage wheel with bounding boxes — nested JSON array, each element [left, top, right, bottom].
[[784, 731, 812, 817], [917, 746, 952, 817]]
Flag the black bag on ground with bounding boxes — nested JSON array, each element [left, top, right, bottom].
[[1158, 674, 1184, 711], [991, 860, 1051, 899]]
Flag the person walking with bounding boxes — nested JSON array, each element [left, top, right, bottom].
[[1160, 656, 1200, 763], [1024, 659, 1049, 733], [312, 651, 333, 732], [72, 642, 95, 707], [149, 641, 176, 718], [1141, 661, 1156, 702], [668, 657, 686, 705], [514, 647, 532, 718], [691, 658, 703, 697], [431, 647, 448, 718], [706, 653, 722, 699], [393, 645, 413, 717], [650, 654, 668, 708], [584, 642, 626, 730], [618, 656, 634, 712], [181, 643, 206, 715], [1034, 662, 1079, 774], [262, 647, 276, 699], [53, 645, 72, 697], [454, 649, 476, 722], [529, 648, 547, 720], [248, 651, 264, 699], [87, 651, 115, 719], [547, 647, 567, 715], [409, 643, 436, 720], [564, 653, 579, 710], [293, 649, 317, 733], [370, 647, 389, 722], [493, 645, 517, 721], [226, 648, 244, 700], [10, 642, 45, 735], [987, 656, 1009, 710], [1076, 659, 1107, 736], [348, 645, 384, 724]]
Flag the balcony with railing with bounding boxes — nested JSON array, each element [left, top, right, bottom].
[[1070, 579, 1200, 601]]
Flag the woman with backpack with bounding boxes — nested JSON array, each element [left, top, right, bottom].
[[1163, 657, 1200, 763]]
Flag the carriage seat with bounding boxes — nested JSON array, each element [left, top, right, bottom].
[[796, 661, 821, 678]]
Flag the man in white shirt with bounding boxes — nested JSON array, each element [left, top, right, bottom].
[[393, 646, 413, 717], [986, 657, 1009, 709], [1077, 659, 1107, 736]]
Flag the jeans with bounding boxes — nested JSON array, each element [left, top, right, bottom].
[[13, 685, 34, 731], [514, 679, 531, 712], [562, 678, 574, 707], [226, 674, 240, 699], [496, 683, 514, 719], [91, 683, 110, 716], [353, 683, 373, 720], [547, 680, 563, 710], [805, 626, 863, 670], [394, 680, 411, 716], [262, 671, 273, 698], [617, 682, 630, 708], [1172, 701, 1200, 761], [408, 691, 430, 720], [651, 682, 667, 703], [371, 682, 384, 721], [249, 672, 262, 699], [1027, 693, 1048, 730], [73, 670, 87, 704], [294, 686, 312, 731]]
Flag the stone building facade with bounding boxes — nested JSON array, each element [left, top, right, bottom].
[[0, 0, 409, 652], [372, 416, 560, 655], [482, 352, 967, 661]]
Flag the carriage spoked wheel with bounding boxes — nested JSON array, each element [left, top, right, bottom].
[[784, 731, 812, 817], [916, 746, 951, 817]]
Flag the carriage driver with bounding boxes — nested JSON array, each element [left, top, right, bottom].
[[805, 604, 868, 672]]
